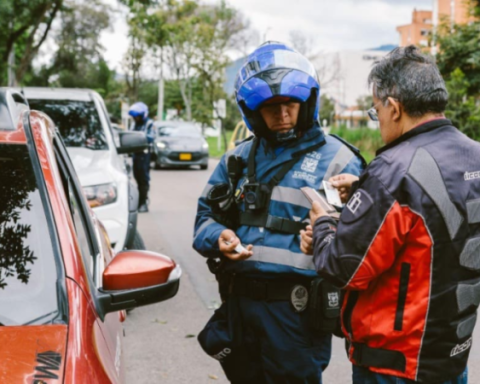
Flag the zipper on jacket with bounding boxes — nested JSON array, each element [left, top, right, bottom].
[[394, 262, 411, 331]]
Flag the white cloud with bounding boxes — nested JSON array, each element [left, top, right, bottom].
[[100, 0, 433, 71]]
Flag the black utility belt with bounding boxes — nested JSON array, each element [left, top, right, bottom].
[[228, 275, 342, 334]]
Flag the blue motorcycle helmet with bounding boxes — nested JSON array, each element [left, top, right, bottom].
[[128, 102, 149, 121], [235, 41, 321, 142]]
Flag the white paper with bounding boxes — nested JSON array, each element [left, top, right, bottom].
[[323, 181, 343, 207]]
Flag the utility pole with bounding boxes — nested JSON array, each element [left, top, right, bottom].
[[157, 51, 164, 121], [8, 46, 16, 87], [157, 77, 164, 121]]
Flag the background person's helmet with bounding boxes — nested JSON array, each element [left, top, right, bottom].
[[128, 102, 149, 120], [235, 41, 320, 140]]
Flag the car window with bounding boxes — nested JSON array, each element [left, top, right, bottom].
[[28, 99, 108, 150], [0, 144, 63, 326], [158, 125, 201, 138]]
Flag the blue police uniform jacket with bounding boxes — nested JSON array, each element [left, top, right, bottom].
[[193, 125, 365, 279], [132, 118, 155, 143]]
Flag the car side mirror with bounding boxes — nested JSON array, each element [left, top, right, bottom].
[[97, 250, 181, 319], [117, 131, 148, 154]]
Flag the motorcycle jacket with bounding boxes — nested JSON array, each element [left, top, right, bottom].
[[193, 124, 364, 279], [312, 119, 480, 382]]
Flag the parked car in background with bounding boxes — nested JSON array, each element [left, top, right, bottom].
[[21, 88, 143, 252], [227, 120, 252, 150], [152, 121, 209, 170], [0, 89, 181, 383]]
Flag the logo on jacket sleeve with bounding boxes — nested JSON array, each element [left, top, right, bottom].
[[464, 171, 480, 181], [450, 337, 472, 356], [341, 189, 374, 223]]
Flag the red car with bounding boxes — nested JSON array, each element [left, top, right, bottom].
[[0, 89, 181, 383]]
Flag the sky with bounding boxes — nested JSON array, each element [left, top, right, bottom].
[[100, 0, 433, 72]]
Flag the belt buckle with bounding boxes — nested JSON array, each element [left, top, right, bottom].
[[249, 280, 267, 300]]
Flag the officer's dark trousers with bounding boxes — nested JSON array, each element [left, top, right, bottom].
[[133, 153, 150, 207], [224, 296, 332, 384]]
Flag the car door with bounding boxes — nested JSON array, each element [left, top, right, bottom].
[[53, 135, 125, 382]]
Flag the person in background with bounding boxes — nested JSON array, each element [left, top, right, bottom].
[[128, 102, 155, 213]]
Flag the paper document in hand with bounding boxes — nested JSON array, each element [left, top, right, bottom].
[[323, 181, 343, 207], [300, 187, 340, 220]]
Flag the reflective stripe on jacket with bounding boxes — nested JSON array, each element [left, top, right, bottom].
[[193, 125, 364, 278], [312, 119, 480, 382]]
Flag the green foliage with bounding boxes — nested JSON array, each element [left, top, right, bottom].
[[436, 5, 480, 140], [206, 130, 233, 158], [436, 21, 480, 96], [319, 94, 335, 126], [0, 0, 63, 85], [445, 68, 480, 139], [330, 126, 383, 164]]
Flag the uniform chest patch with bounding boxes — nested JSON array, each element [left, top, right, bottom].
[[301, 157, 319, 173], [341, 188, 374, 223]]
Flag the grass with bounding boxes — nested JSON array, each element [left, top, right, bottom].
[[207, 130, 233, 158], [329, 126, 383, 164], [207, 126, 383, 164]]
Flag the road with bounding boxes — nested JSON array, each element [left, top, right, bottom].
[[124, 159, 480, 384]]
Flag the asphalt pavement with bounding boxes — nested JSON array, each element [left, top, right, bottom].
[[124, 158, 480, 384]]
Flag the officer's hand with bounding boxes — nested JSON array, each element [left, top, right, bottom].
[[329, 174, 359, 203], [300, 225, 313, 255], [218, 229, 253, 261], [310, 201, 328, 225]]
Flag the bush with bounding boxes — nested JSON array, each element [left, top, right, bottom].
[[330, 126, 383, 163]]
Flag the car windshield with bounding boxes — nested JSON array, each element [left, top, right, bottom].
[[158, 125, 201, 138], [0, 144, 64, 326], [28, 99, 108, 150]]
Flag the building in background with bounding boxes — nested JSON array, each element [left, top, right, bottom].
[[396, 1, 476, 48], [311, 47, 390, 107], [396, 10, 433, 47]]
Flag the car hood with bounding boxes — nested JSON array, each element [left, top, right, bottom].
[[67, 147, 114, 186], [0, 325, 67, 382], [157, 137, 204, 151]]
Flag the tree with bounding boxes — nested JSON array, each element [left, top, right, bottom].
[[435, 2, 480, 139], [319, 94, 335, 127], [436, 21, 480, 96], [445, 68, 480, 139], [0, 0, 63, 85]]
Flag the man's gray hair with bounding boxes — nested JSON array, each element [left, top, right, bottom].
[[368, 45, 448, 117]]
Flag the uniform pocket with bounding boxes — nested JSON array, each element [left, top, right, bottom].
[[394, 262, 411, 331]]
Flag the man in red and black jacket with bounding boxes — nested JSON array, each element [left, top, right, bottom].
[[301, 46, 479, 383]]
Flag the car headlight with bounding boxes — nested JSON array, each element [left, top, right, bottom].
[[83, 183, 117, 208], [202, 142, 209, 151], [156, 141, 167, 149]]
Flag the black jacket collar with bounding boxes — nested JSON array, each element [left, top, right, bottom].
[[376, 118, 452, 156]]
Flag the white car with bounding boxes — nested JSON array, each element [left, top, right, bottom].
[[23, 87, 145, 253]]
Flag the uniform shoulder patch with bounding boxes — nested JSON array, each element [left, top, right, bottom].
[[341, 188, 374, 223]]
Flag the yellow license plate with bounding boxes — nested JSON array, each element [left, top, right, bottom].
[[179, 153, 192, 160]]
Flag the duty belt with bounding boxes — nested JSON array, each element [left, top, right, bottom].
[[229, 275, 309, 301]]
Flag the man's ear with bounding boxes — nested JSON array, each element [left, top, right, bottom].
[[388, 97, 402, 122]]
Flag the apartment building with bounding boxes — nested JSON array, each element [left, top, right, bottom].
[[397, 0, 476, 48]]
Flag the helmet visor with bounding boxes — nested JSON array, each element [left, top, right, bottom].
[[238, 50, 318, 84]]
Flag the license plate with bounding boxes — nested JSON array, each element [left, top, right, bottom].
[[179, 153, 192, 160]]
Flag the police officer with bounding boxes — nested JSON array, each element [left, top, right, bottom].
[[193, 42, 365, 383], [128, 102, 155, 213]]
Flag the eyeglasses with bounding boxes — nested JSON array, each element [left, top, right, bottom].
[[367, 101, 383, 122]]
